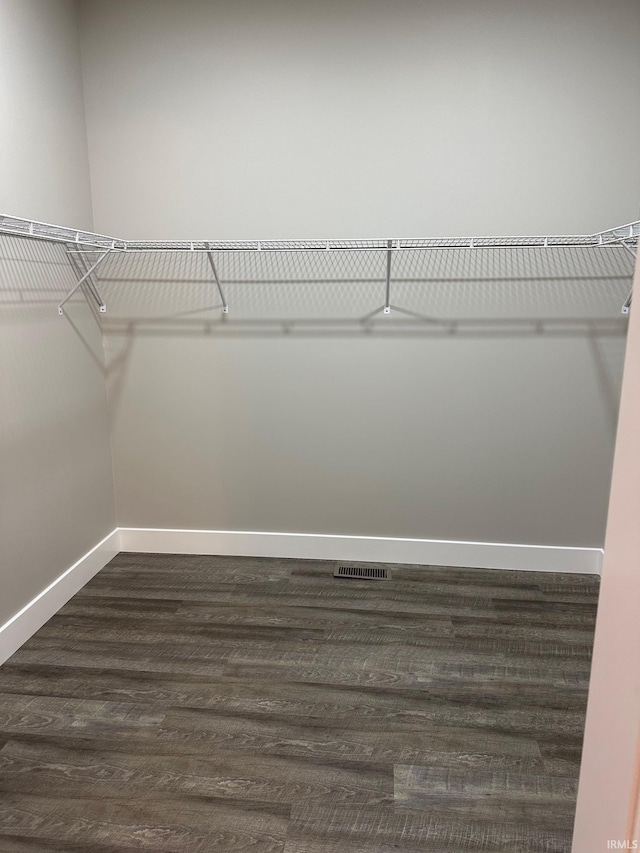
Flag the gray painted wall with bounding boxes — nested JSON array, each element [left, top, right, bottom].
[[78, 0, 638, 550], [0, 0, 115, 626], [79, 0, 640, 238], [99, 244, 630, 550], [0, 0, 93, 228]]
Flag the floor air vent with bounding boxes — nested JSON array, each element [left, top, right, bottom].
[[334, 565, 389, 580]]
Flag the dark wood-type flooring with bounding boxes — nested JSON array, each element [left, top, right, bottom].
[[0, 554, 600, 852]]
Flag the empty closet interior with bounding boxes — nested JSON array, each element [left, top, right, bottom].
[[2, 1, 640, 851]]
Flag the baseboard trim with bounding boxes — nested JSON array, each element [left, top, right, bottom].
[[118, 527, 603, 576], [0, 529, 120, 665], [0, 526, 601, 665]]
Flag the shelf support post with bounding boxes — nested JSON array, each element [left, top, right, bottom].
[[66, 245, 107, 313], [617, 241, 637, 315], [205, 243, 229, 313], [384, 239, 392, 314], [58, 248, 112, 315], [619, 242, 638, 261]]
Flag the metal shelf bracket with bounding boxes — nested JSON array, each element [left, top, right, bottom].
[[58, 248, 112, 315], [205, 242, 229, 314], [384, 239, 393, 315], [615, 239, 636, 315], [66, 245, 107, 314]]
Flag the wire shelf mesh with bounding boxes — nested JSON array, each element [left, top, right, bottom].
[[80, 243, 633, 325], [2, 213, 638, 254], [0, 214, 119, 249], [0, 213, 636, 321]]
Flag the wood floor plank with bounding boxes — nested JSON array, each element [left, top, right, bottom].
[[221, 658, 592, 692], [286, 801, 573, 852], [0, 792, 289, 852], [78, 579, 515, 617], [450, 617, 597, 645], [103, 552, 293, 583], [0, 553, 598, 852], [321, 626, 594, 657], [0, 740, 393, 806], [10, 637, 232, 678], [175, 602, 457, 634], [47, 608, 326, 643], [33, 618, 326, 649], [290, 566, 597, 605], [290, 560, 598, 590], [155, 706, 543, 764], [0, 838, 145, 852], [394, 764, 577, 828], [0, 694, 165, 740]]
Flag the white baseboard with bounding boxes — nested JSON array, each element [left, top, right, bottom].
[[0, 529, 120, 665], [118, 527, 603, 576], [0, 525, 601, 666]]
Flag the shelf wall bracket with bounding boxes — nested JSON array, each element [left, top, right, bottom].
[[617, 240, 636, 315], [66, 245, 107, 314], [384, 239, 392, 314], [205, 242, 229, 314], [618, 241, 637, 261], [58, 248, 112, 315]]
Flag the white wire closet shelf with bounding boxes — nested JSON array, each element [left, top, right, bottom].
[[0, 212, 637, 317]]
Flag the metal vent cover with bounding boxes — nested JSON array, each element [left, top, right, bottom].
[[334, 565, 389, 580]]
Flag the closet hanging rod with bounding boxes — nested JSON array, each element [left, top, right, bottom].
[[0, 214, 638, 254]]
